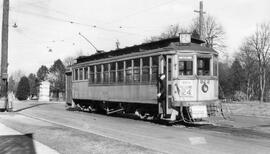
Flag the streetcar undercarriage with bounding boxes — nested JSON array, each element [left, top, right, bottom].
[[71, 99, 224, 124]]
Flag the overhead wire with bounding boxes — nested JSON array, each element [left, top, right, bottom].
[[23, 1, 106, 25], [104, 0, 177, 25], [11, 8, 148, 38], [21, 2, 170, 32], [20, 0, 176, 30], [11, 0, 178, 36], [9, 0, 181, 51]]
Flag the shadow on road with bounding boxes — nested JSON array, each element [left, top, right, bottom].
[[13, 103, 49, 112], [0, 133, 36, 154], [66, 106, 180, 126]]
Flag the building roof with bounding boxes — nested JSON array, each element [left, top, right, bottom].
[[76, 37, 216, 63]]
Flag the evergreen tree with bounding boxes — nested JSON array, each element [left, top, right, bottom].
[[219, 62, 233, 98], [49, 59, 66, 99], [28, 73, 39, 98], [230, 59, 245, 92], [16, 76, 30, 100], [37, 65, 49, 81]]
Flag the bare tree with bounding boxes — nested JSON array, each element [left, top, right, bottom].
[[144, 24, 189, 42], [63, 56, 75, 67], [248, 23, 270, 102], [237, 41, 257, 100], [7, 70, 26, 95], [191, 15, 226, 52], [63, 50, 87, 67], [11, 70, 25, 83], [160, 24, 188, 39]]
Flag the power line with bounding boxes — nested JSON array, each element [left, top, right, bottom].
[[11, 8, 148, 37], [11, 9, 73, 23], [22, 1, 106, 25], [19, 1, 170, 34], [104, 0, 177, 25]]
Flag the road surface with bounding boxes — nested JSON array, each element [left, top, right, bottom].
[[1, 101, 270, 154]]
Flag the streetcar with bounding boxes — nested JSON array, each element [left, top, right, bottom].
[[65, 33, 219, 123]]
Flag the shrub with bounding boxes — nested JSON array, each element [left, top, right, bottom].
[[16, 76, 30, 100], [233, 91, 247, 101]]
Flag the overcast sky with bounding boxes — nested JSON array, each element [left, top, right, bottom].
[[0, 0, 269, 75]]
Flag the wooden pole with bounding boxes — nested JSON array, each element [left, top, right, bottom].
[[1, 0, 9, 111], [194, 1, 206, 39]]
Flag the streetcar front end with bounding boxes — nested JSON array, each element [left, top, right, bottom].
[[171, 52, 219, 122]]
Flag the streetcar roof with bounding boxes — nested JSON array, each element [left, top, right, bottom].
[[76, 37, 217, 63]]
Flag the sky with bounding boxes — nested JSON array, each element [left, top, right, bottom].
[[0, 0, 269, 75]]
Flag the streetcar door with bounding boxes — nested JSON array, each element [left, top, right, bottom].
[[166, 55, 174, 116], [158, 55, 173, 117], [65, 69, 72, 106]]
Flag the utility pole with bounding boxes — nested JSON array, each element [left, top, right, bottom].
[[194, 1, 206, 39], [1, 0, 9, 111]]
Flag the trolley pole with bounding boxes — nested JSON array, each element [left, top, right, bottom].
[[1, 0, 9, 111], [194, 1, 206, 39]]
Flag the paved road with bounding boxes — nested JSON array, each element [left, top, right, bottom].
[[1, 101, 270, 154]]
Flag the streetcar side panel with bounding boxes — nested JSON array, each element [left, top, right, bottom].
[[72, 81, 157, 104]]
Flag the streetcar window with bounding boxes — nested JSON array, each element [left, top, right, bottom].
[[110, 62, 116, 83], [103, 64, 109, 84], [142, 57, 150, 82], [126, 60, 132, 83], [151, 56, 158, 82], [117, 61, 124, 83], [84, 67, 88, 80], [72, 70, 74, 80], [133, 59, 140, 83], [168, 58, 172, 81], [74, 69, 78, 80], [179, 61, 193, 75], [79, 68, 83, 80], [197, 57, 210, 76], [213, 56, 218, 76], [96, 65, 101, 83], [89, 66, 94, 84]]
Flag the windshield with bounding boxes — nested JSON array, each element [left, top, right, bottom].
[[178, 56, 193, 76], [197, 57, 210, 76], [178, 55, 216, 76]]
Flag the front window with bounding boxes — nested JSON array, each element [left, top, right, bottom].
[[197, 57, 210, 76], [179, 56, 193, 76]]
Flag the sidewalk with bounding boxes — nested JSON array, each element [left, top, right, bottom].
[[0, 122, 59, 154]]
